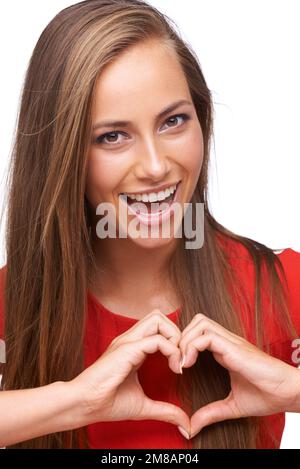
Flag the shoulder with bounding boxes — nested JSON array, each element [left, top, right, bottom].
[[273, 248, 300, 344], [217, 234, 300, 349], [275, 248, 300, 289], [217, 232, 300, 285]]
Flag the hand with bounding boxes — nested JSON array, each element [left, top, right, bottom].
[[179, 313, 300, 439], [69, 310, 190, 434]]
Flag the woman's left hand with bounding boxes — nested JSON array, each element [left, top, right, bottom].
[[179, 314, 300, 439]]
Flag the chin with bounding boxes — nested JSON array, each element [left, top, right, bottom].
[[127, 233, 177, 250]]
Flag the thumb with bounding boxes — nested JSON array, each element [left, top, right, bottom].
[[190, 392, 240, 438], [140, 397, 190, 435]]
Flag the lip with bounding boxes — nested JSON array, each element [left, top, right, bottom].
[[119, 180, 181, 196]]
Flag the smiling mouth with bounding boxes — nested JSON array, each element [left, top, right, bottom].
[[119, 181, 181, 215]]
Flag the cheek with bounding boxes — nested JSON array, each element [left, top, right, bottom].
[[177, 125, 204, 177], [85, 150, 125, 206]]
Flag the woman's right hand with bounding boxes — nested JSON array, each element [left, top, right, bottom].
[[68, 309, 190, 434]]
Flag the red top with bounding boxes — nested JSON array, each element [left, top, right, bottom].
[[0, 238, 300, 449]]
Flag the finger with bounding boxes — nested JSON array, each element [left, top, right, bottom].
[[189, 392, 239, 438], [139, 395, 190, 435], [179, 318, 243, 359], [182, 331, 245, 372], [180, 314, 217, 337], [120, 334, 183, 375], [181, 314, 244, 345], [109, 309, 182, 348], [182, 331, 278, 396]]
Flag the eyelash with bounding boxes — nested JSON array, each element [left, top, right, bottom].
[[94, 113, 191, 146]]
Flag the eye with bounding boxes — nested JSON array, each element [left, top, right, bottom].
[[162, 113, 190, 130], [94, 113, 191, 146], [95, 131, 125, 146]]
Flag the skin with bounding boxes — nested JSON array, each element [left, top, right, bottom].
[[85, 38, 203, 318]]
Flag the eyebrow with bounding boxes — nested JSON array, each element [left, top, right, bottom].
[[92, 99, 193, 131]]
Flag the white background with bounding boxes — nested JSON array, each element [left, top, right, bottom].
[[0, 0, 299, 448]]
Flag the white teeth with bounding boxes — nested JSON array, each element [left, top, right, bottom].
[[121, 183, 178, 202], [157, 191, 166, 201], [149, 193, 159, 202]]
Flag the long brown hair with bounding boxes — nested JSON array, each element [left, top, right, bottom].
[[1, 0, 297, 448]]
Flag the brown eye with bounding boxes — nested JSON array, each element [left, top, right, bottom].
[[103, 132, 119, 143], [96, 131, 126, 145], [163, 113, 190, 129]]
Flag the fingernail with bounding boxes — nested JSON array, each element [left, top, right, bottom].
[[178, 426, 190, 440], [179, 354, 186, 374]]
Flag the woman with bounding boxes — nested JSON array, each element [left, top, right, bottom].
[[0, 0, 300, 449]]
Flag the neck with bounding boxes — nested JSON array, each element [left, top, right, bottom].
[[89, 230, 179, 299]]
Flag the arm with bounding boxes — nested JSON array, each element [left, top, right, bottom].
[[0, 381, 82, 447], [286, 365, 300, 413], [0, 310, 191, 447]]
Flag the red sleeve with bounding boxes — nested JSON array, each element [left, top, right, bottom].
[[276, 248, 300, 335], [235, 246, 300, 365], [257, 249, 300, 449], [221, 237, 300, 365], [268, 249, 300, 366]]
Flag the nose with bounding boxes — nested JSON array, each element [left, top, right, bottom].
[[133, 137, 171, 182]]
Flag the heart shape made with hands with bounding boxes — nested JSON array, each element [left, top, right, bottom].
[[140, 313, 241, 440], [159, 311, 289, 440], [119, 310, 276, 441], [147, 311, 264, 440], [165, 314, 230, 439]]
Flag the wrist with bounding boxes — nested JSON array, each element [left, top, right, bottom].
[[55, 380, 92, 431], [63, 378, 103, 428]]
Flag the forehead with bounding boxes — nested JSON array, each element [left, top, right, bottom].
[[92, 40, 191, 116]]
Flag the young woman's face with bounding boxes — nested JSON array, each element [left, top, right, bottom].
[[86, 38, 204, 249]]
